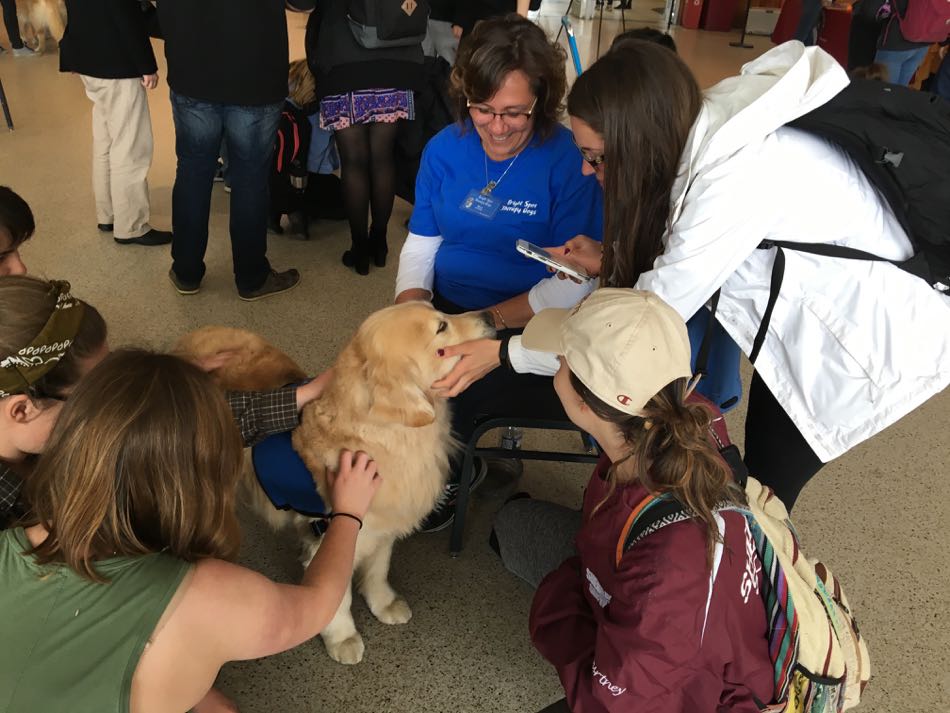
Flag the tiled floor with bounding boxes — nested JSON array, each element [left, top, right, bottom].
[[1, 4, 948, 712]]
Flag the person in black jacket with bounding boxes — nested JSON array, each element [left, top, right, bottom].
[[59, 0, 171, 247], [159, 0, 314, 302], [306, 0, 425, 276]]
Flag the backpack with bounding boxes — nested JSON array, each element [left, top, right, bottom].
[[347, 0, 430, 49], [897, 0, 950, 42], [274, 106, 312, 193], [713, 79, 950, 365], [620, 478, 872, 712]]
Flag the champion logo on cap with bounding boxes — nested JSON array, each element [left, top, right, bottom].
[[617, 395, 633, 406]]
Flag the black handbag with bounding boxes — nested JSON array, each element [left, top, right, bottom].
[[347, 0, 430, 49]]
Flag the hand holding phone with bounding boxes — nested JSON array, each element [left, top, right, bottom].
[[516, 239, 593, 282]]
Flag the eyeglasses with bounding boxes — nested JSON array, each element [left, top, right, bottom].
[[572, 137, 605, 169], [467, 98, 537, 129]]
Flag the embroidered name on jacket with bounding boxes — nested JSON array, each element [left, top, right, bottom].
[[586, 568, 612, 608], [592, 661, 626, 697]]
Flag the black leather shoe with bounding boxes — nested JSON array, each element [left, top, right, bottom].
[[114, 228, 172, 246], [97, 223, 114, 232]]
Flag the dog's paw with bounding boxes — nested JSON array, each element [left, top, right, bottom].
[[324, 633, 365, 665], [373, 596, 412, 625]]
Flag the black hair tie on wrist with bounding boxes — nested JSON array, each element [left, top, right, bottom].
[[499, 335, 513, 372], [329, 512, 363, 529]]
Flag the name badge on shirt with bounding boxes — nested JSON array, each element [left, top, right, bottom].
[[460, 189, 502, 220]]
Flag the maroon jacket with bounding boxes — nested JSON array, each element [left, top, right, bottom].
[[529, 406, 774, 712]]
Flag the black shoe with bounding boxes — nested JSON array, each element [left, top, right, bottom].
[[418, 458, 489, 533], [369, 229, 388, 268], [114, 228, 172, 246], [97, 223, 114, 233], [342, 238, 370, 276], [238, 268, 301, 301], [168, 268, 200, 296]]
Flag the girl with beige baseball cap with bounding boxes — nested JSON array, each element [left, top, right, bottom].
[[495, 288, 773, 712]]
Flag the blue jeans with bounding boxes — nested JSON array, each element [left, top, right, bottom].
[[875, 47, 930, 86], [793, 0, 823, 46], [170, 91, 281, 291]]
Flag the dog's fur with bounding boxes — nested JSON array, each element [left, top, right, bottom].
[[175, 303, 494, 664], [15, 0, 66, 53]]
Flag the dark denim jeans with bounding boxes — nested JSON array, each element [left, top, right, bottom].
[[793, 0, 823, 45], [170, 91, 281, 292]]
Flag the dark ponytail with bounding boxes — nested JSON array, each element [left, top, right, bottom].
[[572, 373, 743, 567]]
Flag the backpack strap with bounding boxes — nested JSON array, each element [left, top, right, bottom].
[[616, 492, 690, 566], [694, 288, 721, 379], [750, 238, 901, 364]]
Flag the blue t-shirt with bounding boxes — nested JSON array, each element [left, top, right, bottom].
[[409, 122, 603, 310]]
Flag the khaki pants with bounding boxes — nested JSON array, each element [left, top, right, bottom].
[[80, 76, 153, 239]]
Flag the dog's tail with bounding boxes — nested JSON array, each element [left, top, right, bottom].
[[174, 326, 308, 392]]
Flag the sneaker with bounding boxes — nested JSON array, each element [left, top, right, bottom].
[[418, 457, 489, 533], [114, 228, 172, 246], [168, 268, 200, 296], [238, 268, 300, 301], [223, 183, 231, 194], [97, 223, 114, 233], [213, 161, 226, 182], [12, 46, 37, 58]]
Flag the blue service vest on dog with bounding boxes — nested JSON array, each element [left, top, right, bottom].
[[251, 431, 327, 518]]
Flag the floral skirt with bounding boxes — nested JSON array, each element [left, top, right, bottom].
[[319, 89, 415, 131]]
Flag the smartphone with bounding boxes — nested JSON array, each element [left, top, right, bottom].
[[516, 239, 592, 282]]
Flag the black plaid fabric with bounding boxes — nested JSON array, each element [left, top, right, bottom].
[[226, 386, 300, 448], [0, 465, 24, 530]]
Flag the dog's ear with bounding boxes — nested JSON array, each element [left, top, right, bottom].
[[365, 359, 436, 428]]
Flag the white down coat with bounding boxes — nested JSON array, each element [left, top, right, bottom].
[[635, 42, 950, 461]]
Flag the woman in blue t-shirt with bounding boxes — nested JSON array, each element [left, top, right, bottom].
[[395, 16, 603, 532]]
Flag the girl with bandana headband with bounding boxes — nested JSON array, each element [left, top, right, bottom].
[[0, 277, 109, 518]]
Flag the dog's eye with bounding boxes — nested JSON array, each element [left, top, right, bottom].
[[436, 320, 448, 334]]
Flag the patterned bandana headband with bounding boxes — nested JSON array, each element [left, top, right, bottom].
[[0, 280, 86, 399]]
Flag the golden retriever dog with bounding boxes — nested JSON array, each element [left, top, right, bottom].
[[15, 0, 66, 53], [176, 302, 494, 664]]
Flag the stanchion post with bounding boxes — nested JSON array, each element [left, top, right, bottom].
[[729, 0, 755, 48]]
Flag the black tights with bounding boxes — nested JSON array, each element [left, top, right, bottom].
[[1, 0, 24, 49], [334, 121, 399, 244], [743, 372, 825, 510]]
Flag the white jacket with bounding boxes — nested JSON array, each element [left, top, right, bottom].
[[636, 42, 950, 461]]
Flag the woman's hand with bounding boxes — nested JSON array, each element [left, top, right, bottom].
[[142, 73, 159, 90], [327, 450, 382, 519], [432, 339, 502, 397], [395, 288, 432, 305], [545, 235, 604, 281], [451, 24, 463, 39], [295, 369, 334, 410]]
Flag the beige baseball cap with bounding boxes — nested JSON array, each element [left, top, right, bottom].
[[522, 289, 693, 416]]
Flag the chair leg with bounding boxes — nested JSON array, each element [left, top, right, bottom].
[[0, 77, 13, 131], [449, 448, 477, 556]]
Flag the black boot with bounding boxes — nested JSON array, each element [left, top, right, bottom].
[[342, 234, 370, 275], [369, 225, 388, 268]]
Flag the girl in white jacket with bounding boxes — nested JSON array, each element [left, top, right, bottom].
[[545, 41, 950, 506]]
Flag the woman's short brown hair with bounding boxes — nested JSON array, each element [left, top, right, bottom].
[[0, 275, 107, 401], [25, 350, 244, 581], [450, 14, 567, 142]]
